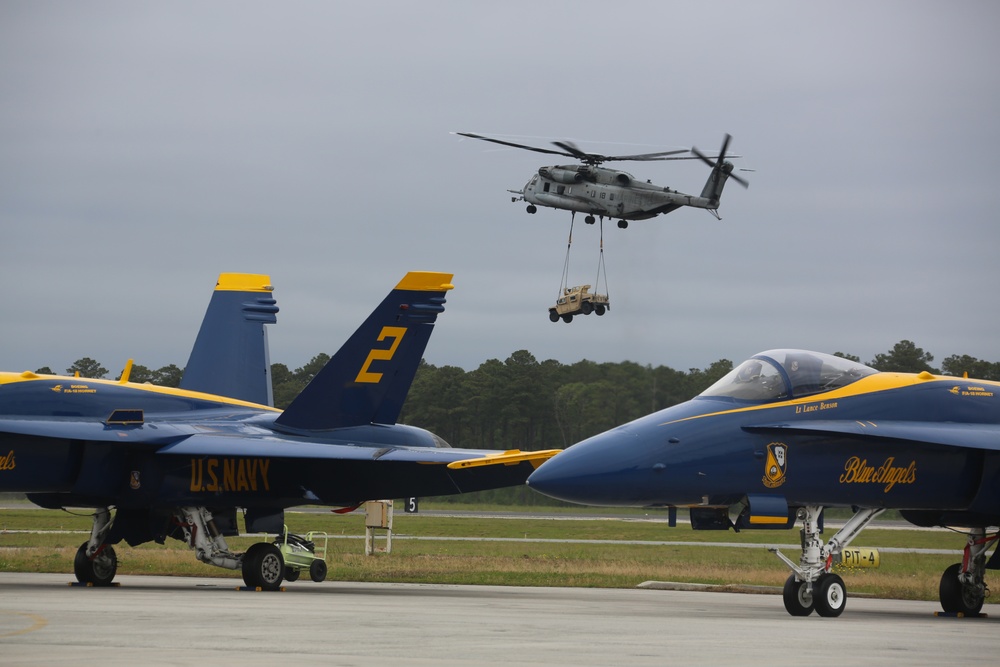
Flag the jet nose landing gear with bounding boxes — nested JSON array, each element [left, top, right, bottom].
[[771, 505, 884, 617]]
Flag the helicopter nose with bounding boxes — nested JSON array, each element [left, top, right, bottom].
[[527, 428, 645, 505]]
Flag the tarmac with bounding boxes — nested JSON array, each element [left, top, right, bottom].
[[1, 572, 998, 666]]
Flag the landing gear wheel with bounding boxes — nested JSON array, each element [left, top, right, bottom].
[[242, 543, 284, 591], [526, 205, 537, 214], [585, 215, 595, 224], [782, 575, 814, 616], [284, 567, 300, 582], [940, 562, 985, 615], [74, 541, 118, 586], [814, 573, 847, 617], [549, 310, 559, 323], [617, 219, 628, 229], [309, 558, 328, 582]]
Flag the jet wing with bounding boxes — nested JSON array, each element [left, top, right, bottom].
[[744, 420, 1000, 451], [0, 417, 190, 445], [156, 434, 560, 467], [157, 435, 559, 503]]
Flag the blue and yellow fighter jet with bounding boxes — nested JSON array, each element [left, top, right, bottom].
[[0, 271, 558, 590], [527, 349, 1000, 617]]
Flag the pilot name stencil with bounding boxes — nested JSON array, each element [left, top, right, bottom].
[[794, 400, 838, 414], [839, 456, 916, 492]]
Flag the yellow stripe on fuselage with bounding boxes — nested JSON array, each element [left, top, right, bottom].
[[0, 371, 281, 412], [215, 273, 274, 292], [660, 372, 1000, 427], [394, 271, 454, 292]]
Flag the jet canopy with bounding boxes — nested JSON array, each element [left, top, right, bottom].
[[699, 349, 878, 402]]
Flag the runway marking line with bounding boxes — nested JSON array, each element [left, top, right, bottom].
[[0, 610, 48, 637]]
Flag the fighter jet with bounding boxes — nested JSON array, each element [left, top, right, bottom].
[[528, 349, 1000, 617], [0, 271, 558, 590]]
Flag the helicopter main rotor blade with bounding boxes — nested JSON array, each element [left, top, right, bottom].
[[458, 131, 727, 167], [551, 141, 593, 161], [454, 132, 575, 159], [553, 141, 695, 165], [605, 149, 694, 162]]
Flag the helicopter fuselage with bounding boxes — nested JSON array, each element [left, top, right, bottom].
[[517, 164, 723, 222]]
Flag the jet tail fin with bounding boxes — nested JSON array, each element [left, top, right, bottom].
[[274, 271, 453, 433], [179, 273, 279, 405]]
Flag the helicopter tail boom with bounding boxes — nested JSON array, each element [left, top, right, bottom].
[[699, 161, 734, 206]]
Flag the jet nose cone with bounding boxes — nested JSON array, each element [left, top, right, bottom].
[[528, 430, 641, 505], [526, 454, 587, 503]]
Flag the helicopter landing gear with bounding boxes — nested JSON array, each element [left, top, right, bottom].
[[526, 205, 537, 214], [585, 215, 595, 224], [617, 219, 628, 229]]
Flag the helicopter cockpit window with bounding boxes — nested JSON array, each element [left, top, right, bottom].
[[699, 349, 878, 403]]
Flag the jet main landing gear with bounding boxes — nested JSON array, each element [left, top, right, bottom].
[[938, 528, 996, 616], [74, 507, 118, 586]]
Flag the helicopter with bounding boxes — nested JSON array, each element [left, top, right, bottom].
[[455, 132, 749, 228]]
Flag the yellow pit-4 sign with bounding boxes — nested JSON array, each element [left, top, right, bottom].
[[836, 548, 881, 569]]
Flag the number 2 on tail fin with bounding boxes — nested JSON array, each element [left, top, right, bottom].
[[355, 326, 407, 383]]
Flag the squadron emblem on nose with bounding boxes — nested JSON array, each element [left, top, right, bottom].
[[763, 442, 787, 488]]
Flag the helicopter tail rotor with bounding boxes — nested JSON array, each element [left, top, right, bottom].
[[694, 134, 748, 211], [692, 133, 749, 190]]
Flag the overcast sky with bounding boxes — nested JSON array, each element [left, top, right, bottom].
[[2, 1, 998, 378]]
